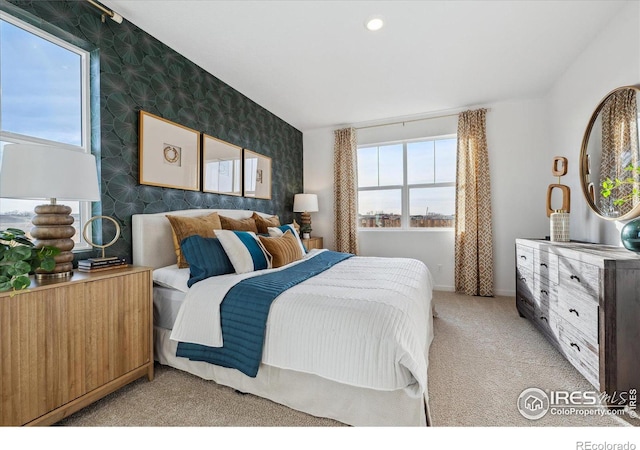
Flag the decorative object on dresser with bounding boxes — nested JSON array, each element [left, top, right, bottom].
[[515, 238, 640, 404], [77, 256, 128, 272], [138, 110, 201, 191], [293, 193, 319, 239], [580, 85, 640, 221], [546, 156, 571, 242], [620, 218, 640, 252], [82, 214, 122, 261], [0, 228, 59, 292], [0, 144, 100, 279], [0, 266, 154, 425]]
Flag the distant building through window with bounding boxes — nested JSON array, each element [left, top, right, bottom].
[[0, 12, 92, 247], [357, 136, 456, 229]]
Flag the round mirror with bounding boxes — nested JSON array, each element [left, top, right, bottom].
[[580, 85, 640, 220]]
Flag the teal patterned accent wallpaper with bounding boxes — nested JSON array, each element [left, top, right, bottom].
[[4, 0, 303, 261]]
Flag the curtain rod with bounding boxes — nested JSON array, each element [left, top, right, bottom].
[[354, 108, 490, 131], [86, 0, 123, 23]]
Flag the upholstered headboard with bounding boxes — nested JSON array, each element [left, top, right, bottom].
[[132, 209, 273, 269]]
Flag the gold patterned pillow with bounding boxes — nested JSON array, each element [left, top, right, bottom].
[[166, 212, 222, 268], [258, 230, 303, 268], [219, 215, 259, 233], [252, 212, 280, 234]]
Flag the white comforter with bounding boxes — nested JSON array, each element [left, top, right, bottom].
[[170, 249, 434, 397]]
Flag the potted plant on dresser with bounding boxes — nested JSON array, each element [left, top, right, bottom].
[[0, 228, 59, 292]]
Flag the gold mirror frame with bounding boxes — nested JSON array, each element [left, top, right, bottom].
[[579, 85, 640, 221]]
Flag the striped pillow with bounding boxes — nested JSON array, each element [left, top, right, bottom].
[[214, 230, 272, 273], [258, 230, 304, 268], [180, 235, 235, 287], [268, 224, 306, 254]]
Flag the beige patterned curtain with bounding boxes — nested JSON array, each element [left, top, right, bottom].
[[600, 89, 639, 216], [454, 109, 493, 297], [334, 127, 359, 254]]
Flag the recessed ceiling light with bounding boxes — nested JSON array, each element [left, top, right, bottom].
[[365, 16, 384, 32]]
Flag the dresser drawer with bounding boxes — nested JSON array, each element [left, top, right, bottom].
[[557, 323, 600, 388], [534, 249, 558, 284], [558, 256, 600, 302], [532, 304, 561, 342], [516, 244, 534, 273], [556, 285, 599, 346], [533, 276, 557, 310]]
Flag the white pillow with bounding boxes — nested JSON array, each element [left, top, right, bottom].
[[267, 224, 306, 254], [214, 230, 272, 273], [153, 264, 190, 293]]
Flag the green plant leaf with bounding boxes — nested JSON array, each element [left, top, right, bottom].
[[12, 275, 31, 291], [5, 246, 32, 262], [39, 256, 56, 271], [0, 280, 11, 292], [7, 260, 31, 276]]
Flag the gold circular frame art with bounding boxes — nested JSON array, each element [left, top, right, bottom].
[[82, 215, 121, 259]]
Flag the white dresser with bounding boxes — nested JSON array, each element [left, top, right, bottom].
[[515, 238, 640, 398]]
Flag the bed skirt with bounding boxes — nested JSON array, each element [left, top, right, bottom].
[[154, 326, 431, 426]]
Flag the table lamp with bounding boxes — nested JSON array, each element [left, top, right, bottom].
[[293, 193, 318, 238], [0, 144, 100, 279]]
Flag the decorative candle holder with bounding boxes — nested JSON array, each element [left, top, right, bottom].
[[550, 210, 570, 242]]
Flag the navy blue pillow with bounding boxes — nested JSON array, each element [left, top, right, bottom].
[[180, 235, 235, 287]]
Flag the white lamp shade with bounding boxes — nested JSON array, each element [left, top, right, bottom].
[[0, 144, 100, 201], [293, 193, 319, 212]]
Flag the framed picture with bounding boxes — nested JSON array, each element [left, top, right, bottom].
[[202, 134, 242, 196], [243, 149, 272, 199], [139, 110, 200, 191]]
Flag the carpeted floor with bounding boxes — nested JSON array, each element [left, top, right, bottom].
[[56, 291, 635, 427]]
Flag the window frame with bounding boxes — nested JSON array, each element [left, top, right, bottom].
[[357, 134, 457, 231], [0, 11, 93, 250]]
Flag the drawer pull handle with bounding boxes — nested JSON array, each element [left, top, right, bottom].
[[520, 255, 527, 260], [519, 276, 527, 282], [569, 308, 579, 317], [570, 342, 581, 352], [570, 275, 581, 283], [540, 289, 548, 295], [540, 316, 548, 323], [540, 263, 548, 268]]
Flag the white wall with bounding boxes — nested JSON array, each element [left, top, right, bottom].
[[547, 1, 640, 245], [303, 1, 639, 297]]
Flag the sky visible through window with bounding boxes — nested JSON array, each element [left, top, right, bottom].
[[0, 18, 83, 216], [357, 138, 456, 218]]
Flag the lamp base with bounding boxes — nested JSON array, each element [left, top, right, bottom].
[[30, 204, 76, 279], [300, 211, 312, 232]]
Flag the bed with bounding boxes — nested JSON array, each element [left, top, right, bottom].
[[132, 208, 434, 426]]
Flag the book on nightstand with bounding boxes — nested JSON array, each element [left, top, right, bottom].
[[77, 256, 127, 272]]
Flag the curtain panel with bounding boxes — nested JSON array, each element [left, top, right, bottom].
[[454, 109, 494, 297], [600, 89, 639, 216], [333, 127, 359, 254]]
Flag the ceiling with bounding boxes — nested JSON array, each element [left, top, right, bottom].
[[100, 0, 629, 132]]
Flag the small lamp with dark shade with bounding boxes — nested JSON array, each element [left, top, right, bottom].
[[0, 144, 100, 279], [293, 193, 318, 238]]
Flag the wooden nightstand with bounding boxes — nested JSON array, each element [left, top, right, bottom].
[[302, 236, 323, 250], [0, 265, 153, 426]]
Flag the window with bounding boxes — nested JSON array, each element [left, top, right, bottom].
[[357, 136, 457, 229], [0, 12, 92, 248]]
